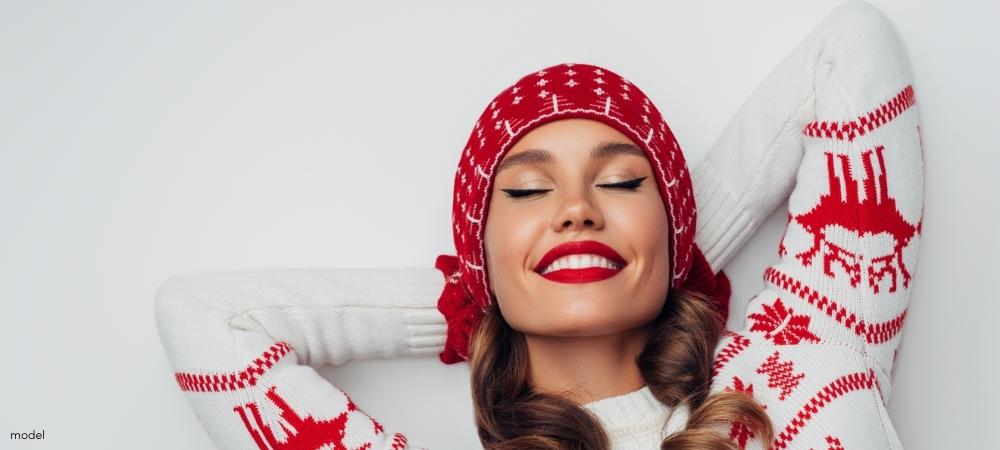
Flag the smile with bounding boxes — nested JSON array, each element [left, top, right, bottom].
[[534, 240, 627, 284], [539, 265, 624, 283]]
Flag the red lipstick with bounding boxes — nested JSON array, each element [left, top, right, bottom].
[[533, 240, 627, 284]]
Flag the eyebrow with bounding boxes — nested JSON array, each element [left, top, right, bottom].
[[496, 141, 646, 174]]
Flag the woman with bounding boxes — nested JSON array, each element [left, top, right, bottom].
[[155, 2, 924, 449]]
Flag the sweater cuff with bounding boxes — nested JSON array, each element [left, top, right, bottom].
[[692, 159, 757, 272], [400, 268, 448, 357]]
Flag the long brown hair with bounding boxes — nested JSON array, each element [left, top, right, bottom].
[[468, 287, 773, 449]]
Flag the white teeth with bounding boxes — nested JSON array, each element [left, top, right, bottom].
[[541, 254, 623, 275]]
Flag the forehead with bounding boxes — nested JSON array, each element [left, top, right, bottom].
[[497, 119, 647, 174]]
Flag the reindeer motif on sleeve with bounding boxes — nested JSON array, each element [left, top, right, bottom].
[[779, 145, 920, 294], [174, 341, 412, 450], [233, 385, 408, 450]]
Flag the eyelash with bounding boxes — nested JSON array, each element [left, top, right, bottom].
[[501, 176, 648, 199]]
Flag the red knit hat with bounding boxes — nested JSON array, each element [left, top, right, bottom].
[[435, 62, 730, 364]]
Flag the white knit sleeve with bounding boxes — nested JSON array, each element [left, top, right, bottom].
[[153, 267, 446, 450], [706, 2, 922, 449], [691, 19, 822, 273]]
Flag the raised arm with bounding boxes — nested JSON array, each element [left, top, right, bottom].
[[704, 2, 923, 449], [154, 267, 446, 449], [691, 26, 825, 272]]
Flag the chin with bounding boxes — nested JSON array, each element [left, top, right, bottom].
[[508, 313, 599, 337], [539, 309, 633, 336]]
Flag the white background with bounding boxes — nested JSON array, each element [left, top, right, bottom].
[[1, 1, 996, 449]]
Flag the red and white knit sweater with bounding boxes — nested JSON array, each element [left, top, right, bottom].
[[154, 2, 924, 449]]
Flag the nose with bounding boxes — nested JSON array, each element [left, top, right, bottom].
[[552, 191, 605, 232]]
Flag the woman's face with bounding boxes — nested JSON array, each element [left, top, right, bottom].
[[485, 118, 671, 337]]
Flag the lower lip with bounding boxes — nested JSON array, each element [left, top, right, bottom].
[[538, 266, 623, 283]]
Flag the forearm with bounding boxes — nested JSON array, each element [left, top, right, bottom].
[[709, 2, 923, 449], [155, 268, 446, 367], [692, 13, 838, 272], [154, 267, 446, 449]]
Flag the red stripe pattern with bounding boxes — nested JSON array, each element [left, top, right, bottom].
[[771, 370, 878, 449], [824, 435, 847, 450], [390, 433, 409, 450], [721, 82, 919, 449], [764, 267, 906, 344], [175, 342, 293, 392], [712, 331, 751, 377], [803, 85, 915, 141]]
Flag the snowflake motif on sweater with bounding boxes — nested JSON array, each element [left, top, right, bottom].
[[709, 80, 922, 449], [748, 297, 822, 345]]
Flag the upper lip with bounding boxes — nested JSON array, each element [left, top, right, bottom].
[[533, 240, 627, 274]]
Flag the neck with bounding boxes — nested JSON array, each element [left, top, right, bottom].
[[524, 325, 654, 405]]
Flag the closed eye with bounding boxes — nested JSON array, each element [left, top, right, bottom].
[[600, 176, 647, 191], [501, 176, 648, 199], [500, 187, 551, 199]]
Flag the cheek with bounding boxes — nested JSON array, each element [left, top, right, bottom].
[[484, 199, 556, 332], [614, 194, 670, 259], [484, 201, 538, 289], [618, 192, 673, 331], [610, 194, 672, 304], [644, 205, 671, 261]]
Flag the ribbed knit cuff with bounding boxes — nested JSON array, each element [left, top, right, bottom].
[[692, 159, 757, 272], [400, 268, 447, 357]]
